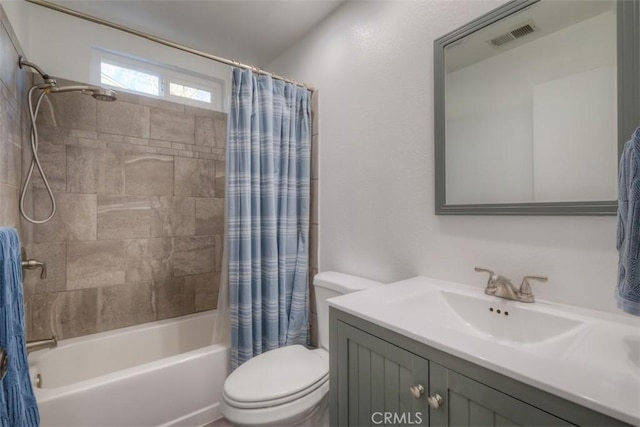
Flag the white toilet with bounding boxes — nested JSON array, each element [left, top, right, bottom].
[[220, 271, 383, 426]]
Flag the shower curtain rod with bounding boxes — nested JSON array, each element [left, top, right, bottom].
[[25, 0, 315, 91]]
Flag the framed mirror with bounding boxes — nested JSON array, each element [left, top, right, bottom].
[[434, 0, 639, 215]]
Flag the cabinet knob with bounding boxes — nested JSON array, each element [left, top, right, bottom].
[[409, 384, 425, 398], [427, 394, 443, 409]]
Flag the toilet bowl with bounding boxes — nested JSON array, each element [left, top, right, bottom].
[[221, 272, 383, 426]]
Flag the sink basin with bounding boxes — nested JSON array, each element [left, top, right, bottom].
[[440, 291, 585, 344], [379, 284, 590, 356]]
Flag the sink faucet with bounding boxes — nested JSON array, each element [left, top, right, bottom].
[[474, 267, 547, 303]]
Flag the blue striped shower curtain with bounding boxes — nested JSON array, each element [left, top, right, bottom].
[[227, 68, 311, 369]]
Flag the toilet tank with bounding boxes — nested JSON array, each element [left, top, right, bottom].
[[313, 272, 383, 351]]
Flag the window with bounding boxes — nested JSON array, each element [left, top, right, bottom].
[[91, 49, 224, 111]]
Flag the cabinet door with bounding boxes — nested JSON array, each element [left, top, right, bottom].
[[429, 362, 576, 427], [336, 322, 429, 426]]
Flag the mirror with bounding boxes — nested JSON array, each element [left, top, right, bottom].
[[434, 0, 640, 215]]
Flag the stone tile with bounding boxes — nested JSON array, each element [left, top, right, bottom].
[[98, 195, 152, 239], [184, 105, 222, 118], [215, 160, 225, 197], [30, 289, 99, 340], [150, 196, 195, 237], [0, 109, 8, 185], [110, 90, 139, 104], [26, 293, 53, 340], [125, 238, 174, 283], [214, 234, 223, 272], [125, 153, 174, 196], [150, 109, 195, 144], [0, 183, 19, 230], [37, 91, 97, 131], [195, 198, 224, 235], [5, 110, 21, 188], [57, 288, 99, 339], [67, 129, 97, 140], [97, 101, 150, 138], [310, 224, 318, 270], [31, 139, 66, 192], [311, 89, 319, 135], [194, 117, 213, 146], [174, 157, 215, 197], [154, 277, 195, 319], [174, 235, 215, 276], [0, 25, 17, 99], [124, 136, 148, 146], [97, 282, 154, 331], [99, 133, 125, 143], [311, 179, 318, 225], [67, 145, 125, 194], [23, 242, 66, 295], [311, 134, 319, 180], [139, 97, 184, 112], [33, 192, 97, 242], [188, 273, 219, 312], [195, 115, 226, 149], [66, 240, 126, 289]]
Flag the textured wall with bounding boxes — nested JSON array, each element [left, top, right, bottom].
[[269, 1, 621, 314], [0, 5, 29, 234], [24, 81, 226, 340]]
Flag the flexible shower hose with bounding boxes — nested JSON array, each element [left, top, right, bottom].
[[20, 86, 56, 224]]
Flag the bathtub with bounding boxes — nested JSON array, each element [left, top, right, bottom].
[[28, 310, 230, 427]]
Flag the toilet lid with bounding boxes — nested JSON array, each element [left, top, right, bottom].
[[224, 345, 329, 405]]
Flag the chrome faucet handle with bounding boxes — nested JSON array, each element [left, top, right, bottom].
[[518, 276, 548, 302], [474, 267, 497, 289]]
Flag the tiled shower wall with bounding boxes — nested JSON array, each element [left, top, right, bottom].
[[25, 80, 227, 340], [0, 6, 30, 234], [309, 90, 319, 347]]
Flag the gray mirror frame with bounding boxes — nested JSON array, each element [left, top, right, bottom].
[[434, 0, 640, 216]]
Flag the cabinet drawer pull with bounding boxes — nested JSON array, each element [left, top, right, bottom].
[[409, 384, 425, 398], [427, 394, 443, 409]]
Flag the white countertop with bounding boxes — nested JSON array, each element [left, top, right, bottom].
[[328, 276, 640, 425]]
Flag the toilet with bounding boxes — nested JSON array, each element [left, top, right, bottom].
[[220, 271, 383, 426]]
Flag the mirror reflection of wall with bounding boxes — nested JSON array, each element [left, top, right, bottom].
[[444, 0, 617, 205]]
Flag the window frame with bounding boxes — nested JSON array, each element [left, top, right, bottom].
[[91, 48, 224, 111]]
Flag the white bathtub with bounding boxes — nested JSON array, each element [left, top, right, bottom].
[[28, 310, 230, 427]]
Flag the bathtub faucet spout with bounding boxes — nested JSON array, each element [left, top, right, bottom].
[[26, 336, 57, 354]]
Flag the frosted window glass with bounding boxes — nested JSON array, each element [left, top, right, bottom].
[[101, 62, 160, 96], [169, 82, 212, 103]]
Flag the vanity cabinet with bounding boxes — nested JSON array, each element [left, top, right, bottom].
[[330, 308, 630, 427]]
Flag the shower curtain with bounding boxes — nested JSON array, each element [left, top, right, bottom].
[[227, 68, 312, 369]]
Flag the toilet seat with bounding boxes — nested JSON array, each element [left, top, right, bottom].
[[223, 346, 329, 409], [221, 377, 329, 426]]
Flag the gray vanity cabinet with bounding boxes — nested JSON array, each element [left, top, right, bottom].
[[336, 320, 429, 426], [330, 307, 630, 427], [429, 362, 573, 427]]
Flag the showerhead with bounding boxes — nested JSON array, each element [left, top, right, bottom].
[[90, 88, 118, 102], [50, 85, 117, 101]]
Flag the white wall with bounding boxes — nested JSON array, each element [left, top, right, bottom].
[[0, 0, 29, 54], [268, 1, 621, 314], [24, 5, 231, 109]]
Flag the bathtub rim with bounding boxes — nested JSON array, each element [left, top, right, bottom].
[[29, 309, 226, 400]]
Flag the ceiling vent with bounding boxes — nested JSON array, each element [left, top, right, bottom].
[[489, 20, 536, 47]]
